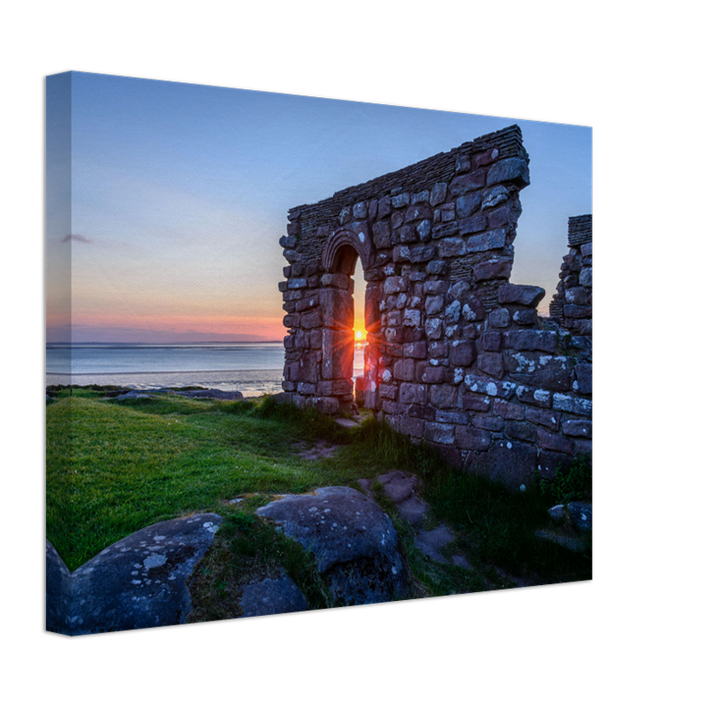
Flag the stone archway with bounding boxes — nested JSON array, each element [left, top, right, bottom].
[[319, 227, 379, 413]]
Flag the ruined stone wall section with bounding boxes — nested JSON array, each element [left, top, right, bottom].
[[549, 215, 593, 338], [278, 126, 592, 486]]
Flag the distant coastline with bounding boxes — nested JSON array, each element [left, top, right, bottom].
[[46, 341, 284, 346]]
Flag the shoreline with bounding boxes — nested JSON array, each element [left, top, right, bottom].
[[45, 368, 285, 398]]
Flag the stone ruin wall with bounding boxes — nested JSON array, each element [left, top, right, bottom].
[[278, 125, 592, 488]]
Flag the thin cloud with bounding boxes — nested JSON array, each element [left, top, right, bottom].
[[61, 234, 92, 244]]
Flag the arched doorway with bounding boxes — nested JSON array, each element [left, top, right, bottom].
[[320, 229, 380, 414]]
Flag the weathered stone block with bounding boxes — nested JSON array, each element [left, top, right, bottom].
[[504, 352, 571, 391], [393, 358, 415, 382], [283, 249, 303, 263], [435, 410, 469, 425], [429, 384, 457, 409], [393, 245, 411, 262], [489, 308, 511, 328], [574, 363, 592, 395], [287, 278, 308, 290], [498, 284, 545, 308], [467, 229, 506, 253], [461, 298, 484, 324], [538, 428, 576, 455], [464, 374, 516, 399], [473, 259, 512, 281], [298, 382, 317, 396], [486, 157, 530, 187], [525, 407, 560, 430], [430, 182, 447, 206], [450, 340, 475, 367], [320, 273, 350, 290], [384, 275, 408, 294], [431, 222, 459, 240], [400, 225, 420, 244], [425, 422, 455, 445], [503, 330, 557, 352], [481, 185, 509, 210], [405, 204, 432, 222], [425, 294, 444, 315], [418, 363, 445, 384], [426, 260, 446, 276], [353, 201, 367, 219], [478, 331, 502, 351], [512, 309, 537, 326], [399, 383, 427, 405], [438, 238, 467, 258], [455, 425, 492, 451], [473, 414, 503, 431], [402, 309, 421, 328], [300, 311, 322, 330], [321, 329, 353, 380], [493, 399, 525, 420], [283, 313, 300, 329], [319, 289, 353, 330], [506, 421, 536, 443], [372, 220, 391, 249], [409, 244, 435, 262], [392, 193, 410, 209], [579, 267, 592, 287], [488, 207, 510, 229], [425, 317, 443, 339], [562, 419, 592, 437], [473, 148, 499, 168], [462, 393, 491, 412], [378, 383, 397, 400], [396, 415, 425, 438], [564, 304, 592, 319], [566, 287, 589, 305], [458, 214, 488, 236], [416, 220, 432, 241], [456, 192, 483, 219], [449, 170, 487, 196], [553, 393, 592, 417], [476, 351, 504, 379], [378, 195, 392, 219], [403, 341, 427, 359]]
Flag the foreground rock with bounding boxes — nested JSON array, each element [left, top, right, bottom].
[[537, 501, 592, 553], [240, 572, 309, 618], [257, 487, 410, 606], [46, 514, 221, 635]]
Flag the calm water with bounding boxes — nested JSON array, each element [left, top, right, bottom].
[[46, 343, 365, 397]]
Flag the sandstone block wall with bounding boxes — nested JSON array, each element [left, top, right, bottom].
[[549, 214, 593, 337], [278, 125, 592, 487]]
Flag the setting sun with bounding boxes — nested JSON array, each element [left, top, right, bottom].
[[355, 330, 365, 342]]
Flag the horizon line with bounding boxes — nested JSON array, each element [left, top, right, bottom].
[[46, 340, 285, 346]]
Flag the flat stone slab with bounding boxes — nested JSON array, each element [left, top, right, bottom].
[[46, 513, 221, 635], [377, 470, 429, 526], [257, 487, 410, 606], [416, 525, 455, 564]]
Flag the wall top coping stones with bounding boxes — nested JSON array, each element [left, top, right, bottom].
[[288, 125, 528, 219], [568, 214, 592, 246]]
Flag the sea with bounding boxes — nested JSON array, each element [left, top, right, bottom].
[[46, 342, 365, 398]]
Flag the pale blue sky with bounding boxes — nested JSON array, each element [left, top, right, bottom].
[[47, 71, 591, 342]]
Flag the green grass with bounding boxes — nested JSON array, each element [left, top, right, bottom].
[[46, 387, 591, 609]]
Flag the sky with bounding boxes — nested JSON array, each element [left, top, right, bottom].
[[46, 71, 591, 344]]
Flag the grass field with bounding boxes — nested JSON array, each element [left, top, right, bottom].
[[46, 387, 591, 614]]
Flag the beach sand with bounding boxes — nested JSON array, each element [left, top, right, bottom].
[[45, 369, 284, 398]]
